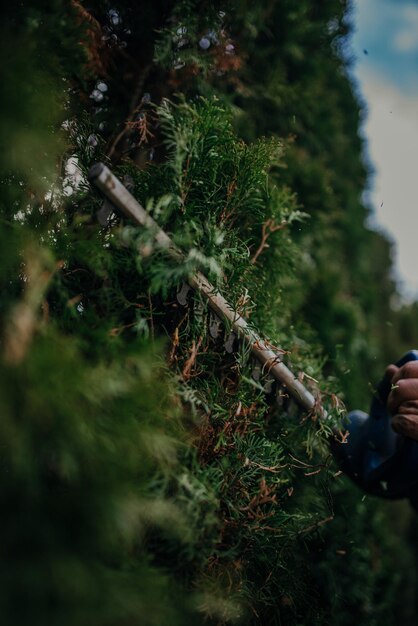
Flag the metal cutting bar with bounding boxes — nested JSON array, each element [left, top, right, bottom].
[[88, 162, 323, 416]]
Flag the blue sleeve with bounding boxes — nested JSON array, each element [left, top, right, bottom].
[[331, 351, 418, 503]]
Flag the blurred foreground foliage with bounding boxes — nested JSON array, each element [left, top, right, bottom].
[[1, 1, 418, 625]]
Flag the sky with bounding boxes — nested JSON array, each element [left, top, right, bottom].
[[349, 0, 418, 300]]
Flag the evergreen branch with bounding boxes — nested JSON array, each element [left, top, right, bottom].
[[298, 515, 334, 536]]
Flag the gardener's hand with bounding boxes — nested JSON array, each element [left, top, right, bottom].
[[386, 361, 418, 440]]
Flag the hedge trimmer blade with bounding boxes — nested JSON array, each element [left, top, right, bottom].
[[89, 162, 325, 418]]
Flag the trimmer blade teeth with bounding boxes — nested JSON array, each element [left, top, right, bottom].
[[276, 387, 289, 408], [176, 282, 192, 306], [224, 331, 236, 353], [209, 312, 222, 339], [251, 362, 262, 382], [122, 175, 135, 192], [96, 198, 115, 226], [263, 377, 275, 395]]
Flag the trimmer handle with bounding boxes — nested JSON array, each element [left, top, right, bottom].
[[332, 350, 418, 500]]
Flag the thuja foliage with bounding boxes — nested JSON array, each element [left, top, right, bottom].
[[2, 1, 418, 625]]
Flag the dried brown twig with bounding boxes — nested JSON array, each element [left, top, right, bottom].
[[182, 336, 204, 380], [125, 114, 155, 145], [251, 218, 286, 265]]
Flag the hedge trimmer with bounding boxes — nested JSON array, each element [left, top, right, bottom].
[[88, 162, 318, 415], [89, 162, 418, 506]]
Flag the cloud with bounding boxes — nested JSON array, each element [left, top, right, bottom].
[[393, 30, 418, 53], [392, 4, 418, 52], [351, 0, 418, 94], [403, 3, 418, 23], [357, 67, 418, 297]]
